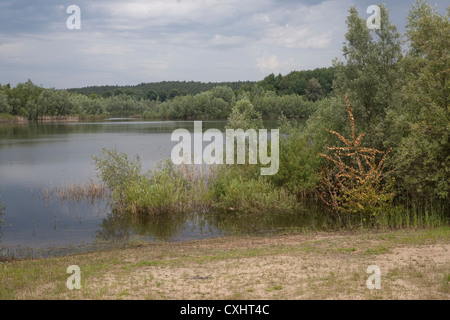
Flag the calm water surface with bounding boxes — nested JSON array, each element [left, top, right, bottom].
[[0, 120, 326, 258]]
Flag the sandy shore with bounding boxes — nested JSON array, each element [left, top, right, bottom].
[[1, 228, 449, 299]]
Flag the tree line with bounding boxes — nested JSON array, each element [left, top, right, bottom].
[[0, 67, 331, 120]]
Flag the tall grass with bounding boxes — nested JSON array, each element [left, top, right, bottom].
[[122, 161, 213, 216], [36, 181, 108, 204], [93, 148, 215, 217], [209, 164, 299, 215], [372, 201, 448, 230]]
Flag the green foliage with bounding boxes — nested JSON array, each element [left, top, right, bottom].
[[305, 96, 348, 153], [123, 167, 185, 216], [146, 89, 158, 101], [269, 123, 320, 198], [0, 113, 16, 123], [387, 0, 449, 201], [0, 88, 11, 114], [144, 87, 235, 120], [305, 78, 323, 102], [226, 99, 263, 130], [0, 75, 324, 121], [211, 86, 235, 105], [168, 89, 180, 99], [68, 80, 254, 99], [69, 93, 106, 116], [210, 165, 298, 215], [158, 90, 167, 102], [34, 89, 73, 119], [93, 148, 211, 216], [333, 4, 403, 149], [92, 147, 142, 206], [102, 94, 145, 116], [258, 67, 335, 96]]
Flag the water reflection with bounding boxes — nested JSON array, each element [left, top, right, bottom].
[[95, 200, 330, 244], [96, 209, 191, 241], [201, 201, 330, 235]]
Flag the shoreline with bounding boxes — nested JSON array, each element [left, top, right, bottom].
[[1, 227, 449, 299], [0, 115, 111, 125]]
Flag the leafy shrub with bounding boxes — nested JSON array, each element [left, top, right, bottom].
[[317, 97, 395, 224], [93, 148, 212, 216], [93, 147, 142, 207], [210, 165, 298, 215], [269, 118, 321, 198], [123, 168, 185, 215]]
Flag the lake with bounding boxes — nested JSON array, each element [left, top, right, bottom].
[[0, 120, 326, 258]]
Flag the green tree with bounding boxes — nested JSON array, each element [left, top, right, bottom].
[[305, 78, 323, 102], [388, 0, 449, 200], [158, 91, 167, 102], [168, 88, 180, 99], [226, 99, 263, 130], [332, 4, 403, 149], [8, 80, 44, 116], [0, 88, 11, 114], [114, 88, 125, 96], [146, 89, 158, 101], [102, 91, 112, 98], [35, 89, 73, 119]]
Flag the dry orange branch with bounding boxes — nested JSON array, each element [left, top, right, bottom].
[[317, 96, 394, 223]]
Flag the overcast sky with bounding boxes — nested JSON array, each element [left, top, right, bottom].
[[0, 0, 447, 89]]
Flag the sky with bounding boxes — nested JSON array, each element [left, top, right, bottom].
[[0, 0, 448, 89]]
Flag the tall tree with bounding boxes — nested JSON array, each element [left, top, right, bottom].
[[388, 0, 449, 200], [0, 87, 10, 114], [332, 4, 402, 149], [305, 78, 323, 102], [146, 89, 158, 101], [168, 88, 181, 99], [158, 91, 167, 102]]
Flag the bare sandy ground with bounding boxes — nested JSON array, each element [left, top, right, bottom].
[[8, 229, 450, 300]]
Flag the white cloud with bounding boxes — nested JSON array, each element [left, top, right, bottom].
[[210, 34, 247, 47], [262, 25, 332, 49], [82, 43, 133, 55], [89, 0, 264, 27], [256, 54, 280, 74], [0, 0, 353, 87]]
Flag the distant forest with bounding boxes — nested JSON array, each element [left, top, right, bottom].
[[0, 66, 336, 121], [66, 67, 335, 100]]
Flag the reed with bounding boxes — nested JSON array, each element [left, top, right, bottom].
[[37, 181, 109, 204], [122, 160, 216, 217]]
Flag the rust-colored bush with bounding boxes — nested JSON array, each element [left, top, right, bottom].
[[317, 96, 394, 224]]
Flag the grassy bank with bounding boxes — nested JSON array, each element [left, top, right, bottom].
[[1, 227, 448, 299]]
